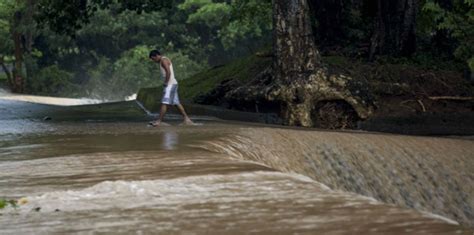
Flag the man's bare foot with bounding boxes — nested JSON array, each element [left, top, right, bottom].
[[148, 121, 171, 127], [182, 118, 195, 125]]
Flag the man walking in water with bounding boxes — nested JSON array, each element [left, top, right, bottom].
[[149, 50, 194, 126]]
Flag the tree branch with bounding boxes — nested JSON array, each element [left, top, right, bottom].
[[428, 96, 474, 101]]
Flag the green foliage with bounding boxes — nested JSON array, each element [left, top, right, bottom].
[[84, 45, 207, 100], [423, 0, 474, 70], [220, 0, 272, 49], [27, 65, 75, 96], [79, 54, 138, 100], [74, 6, 171, 58], [0, 0, 15, 55], [29, 2, 211, 98], [469, 57, 474, 71], [36, 0, 174, 35], [182, 1, 231, 27], [0, 198, 17, 210], [166, 51, 208, 81], [107, 0, 174, 13], [178, 0, 212, 9], [179, 0, 272, 49], [0, 0, 25, 66], [109, 45, 159, 97], [1, 0, 273, 97], [36, 0, 94, 35]]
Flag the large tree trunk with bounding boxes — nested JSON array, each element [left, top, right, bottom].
[[273, 0, 321, 82], [272, 0, 321, 126], [269, 0, 374, 127], [22, 0, 36, 92], [222, 0, 374, 128], [10, 0, 35, 93], [369, 0, 418, 59]]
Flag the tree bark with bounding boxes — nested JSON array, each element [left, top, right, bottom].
[[23, 0, 34, 54], [10, 0, 36, 93], [22, 0, 36, 91], [273, 0, 321, 83], [400, 0, 417, 55]]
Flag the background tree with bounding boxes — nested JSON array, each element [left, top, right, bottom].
[[0, 0, 14, 87], [0, 0, 38, 93], [269, 0, 373, 127], [422, 0, 473, 75], [367, 0, 418, 59], [177, 0, 272, 65]]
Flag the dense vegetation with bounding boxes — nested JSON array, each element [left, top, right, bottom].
[[0, 0, 271, 99], [0, 0, 472, 100]]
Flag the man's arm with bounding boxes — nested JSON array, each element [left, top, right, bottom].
[[161, 58, 171, 85]]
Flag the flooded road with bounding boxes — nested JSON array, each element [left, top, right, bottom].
[[0, 97, 472, 234]]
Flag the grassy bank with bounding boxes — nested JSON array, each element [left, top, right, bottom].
[[137, 54, 272, 111]]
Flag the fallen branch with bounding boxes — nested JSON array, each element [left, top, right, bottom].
[[428, 96, 474, 101], [401, 99, 427, 112], [417, 99, 426, 112]]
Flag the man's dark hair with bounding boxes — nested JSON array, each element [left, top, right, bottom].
[[149, 50, 161, 58]]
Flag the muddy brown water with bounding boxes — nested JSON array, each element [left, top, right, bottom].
[[0, 97, 473, 234]]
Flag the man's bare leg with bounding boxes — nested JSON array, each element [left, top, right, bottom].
[[176, 104, 194, 124], [151, 104, 168, 126]]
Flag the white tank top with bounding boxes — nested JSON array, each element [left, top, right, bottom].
[[159, 57, 178, 85]]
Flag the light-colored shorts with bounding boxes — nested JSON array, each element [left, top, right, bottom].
[[162, 84, 180, 105]]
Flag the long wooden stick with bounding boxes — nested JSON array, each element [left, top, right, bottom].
[[417, 100, 426, 112], [428, 96, 474, 101]]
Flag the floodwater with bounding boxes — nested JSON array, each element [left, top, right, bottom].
[[0, 95, 473, 234]]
